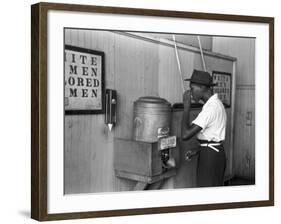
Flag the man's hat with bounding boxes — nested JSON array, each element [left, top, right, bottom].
[[184, 69, 216, 86]]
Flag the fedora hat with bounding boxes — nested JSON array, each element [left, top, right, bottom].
[[184, 69, 216, 87]]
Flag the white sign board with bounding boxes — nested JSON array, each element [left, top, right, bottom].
[[212, 71, 232, 107], [64, 45, 104, 114]]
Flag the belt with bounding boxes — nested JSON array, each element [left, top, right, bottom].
[[185, 141, 223, 161], [199, 143, 221, 152]]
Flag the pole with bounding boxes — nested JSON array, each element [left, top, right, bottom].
[[172, 35, 185, 93], [197, 36, 207, 72]]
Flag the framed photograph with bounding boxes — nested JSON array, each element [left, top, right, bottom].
[[31, 2, 274, 221]]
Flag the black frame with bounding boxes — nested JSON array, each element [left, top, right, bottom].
[[64, 44, 105, 115]]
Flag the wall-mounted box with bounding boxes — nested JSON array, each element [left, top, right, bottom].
[[114, 138, 179, 183]]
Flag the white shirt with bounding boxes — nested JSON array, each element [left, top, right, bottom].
[[191, 93, 227, 142]]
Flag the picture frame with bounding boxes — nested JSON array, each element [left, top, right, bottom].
[[31, 2, 274, 221], [212, 71, 232, 108], [64, 44, 105, 115]]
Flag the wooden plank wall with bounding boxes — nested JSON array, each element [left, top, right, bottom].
[[213, 37, 255, 180], [64, 29, 159, 193]]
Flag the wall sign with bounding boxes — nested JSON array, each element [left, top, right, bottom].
[[64, 45, 105, 114], [212, 71, 232, 107]]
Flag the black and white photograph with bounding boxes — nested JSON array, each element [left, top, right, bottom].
[[63, 29, 255, 194]]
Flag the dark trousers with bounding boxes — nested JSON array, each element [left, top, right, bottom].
[[197, 144, 226, 187]]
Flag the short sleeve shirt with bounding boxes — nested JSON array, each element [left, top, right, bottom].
[[192, 94, 227, 142]]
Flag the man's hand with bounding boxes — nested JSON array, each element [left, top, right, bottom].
[[183, 90, 191, 108], [185, 150, 198, 161]]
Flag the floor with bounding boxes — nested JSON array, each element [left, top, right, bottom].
[[224, 176, 255, 186]]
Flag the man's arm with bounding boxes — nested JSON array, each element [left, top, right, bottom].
[[181, 90, 202, 141]]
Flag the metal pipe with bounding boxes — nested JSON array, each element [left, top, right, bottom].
[[172, 35, 185, 93], [197, 36, 207, 72]]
